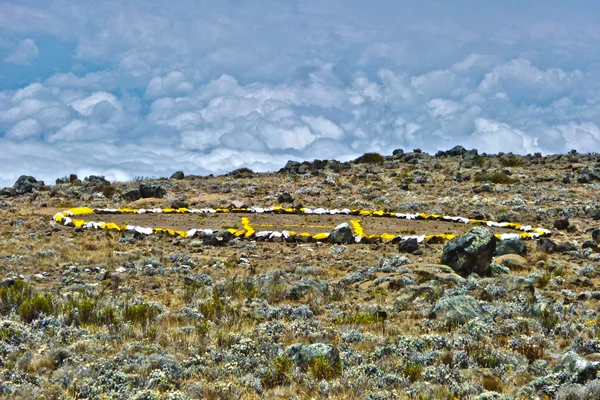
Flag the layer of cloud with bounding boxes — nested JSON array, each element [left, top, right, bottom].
[[1, 1, 600, 187]]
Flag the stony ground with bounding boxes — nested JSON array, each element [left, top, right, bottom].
[[1, 147, 600, 399]]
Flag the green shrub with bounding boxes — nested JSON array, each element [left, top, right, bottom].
[[500, 156, 522, 167], [261, 356, 293, 388], [307, 355, 342, 381], [124, 302, 160, 328], [18, 294, 54, 323], [356, 152, 385, 164], [332, 313, 385, 325], [401, 360, 422, 382], [0, 279, 34, 314]]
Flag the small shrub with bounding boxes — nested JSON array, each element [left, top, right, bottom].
[[230, 167, 254, 175], [356, 152, 385, 164], [307, 355, 341, 381], [472, 349, 499, 368], [401, 360, 422, 382], [0, 279, 34, 314], [18, 294, 54, 323], [482, 374, 504, 393], [332, 313, 385, 325], [540, 309, 560, 331], [536, 272, 552, 288], [500, 157, 522, 167], [515, 344, 545, 362], [123, 302, 159, 328], [261, 356, 293, 388]]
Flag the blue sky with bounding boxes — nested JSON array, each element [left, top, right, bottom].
[[1, 0, 600, 187]]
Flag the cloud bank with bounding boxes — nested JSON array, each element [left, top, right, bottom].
[[1, 0, 600, 187]]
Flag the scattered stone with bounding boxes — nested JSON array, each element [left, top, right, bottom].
[[123, 189, 141, 202], [495, 238, 527, 256], [441, 226, 497, 277], [13, 175, 43, 194], [494, 254, 529, 271], [329, 223, 354, 244], [537, 237, 558, 254], [202, 230, 233, 246]]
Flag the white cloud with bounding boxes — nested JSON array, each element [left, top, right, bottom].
[[3, 38, 39, 65], [1, 1, 600, 187]]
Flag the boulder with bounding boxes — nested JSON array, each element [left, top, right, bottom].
[[171, 200, 189, 209], [83, 175, 110, 187], [170, 171, 185, 180], [446, 145, 467, 157], [554, 351, 598, 384], [329, 223, 355, 244], [593, 228, 600, 245], [398, 238, 419, 253], [278, 192, 294, 204], [441, 226, 497, 277], [495, 238, 527, 256], [553, 218, 570, 230], [537, 237, 558, 254], [557, 241, 578, 253], [13, 175, 43, 194], [284, 343, 340, 368], [123, 189, 141, 202], [202, 230, 233, 246], [430, 295, 489, 325], [139, 183, 166, 198]]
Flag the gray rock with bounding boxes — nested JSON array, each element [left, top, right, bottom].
[[537, 237, 558, 254], [170, 171, 185, 180], [0, 277, 15, 288], [554, 351, 598, 384], [13, 175, 43, 194], [202, 230, 233, 246], [284, 342, 340, 368], [441, 226, 497, 277], [329, 223, 354, 244], [430, 295, 490, 325], [122, 189, 141, 202], [557, 241, 579, 253], [447, 145, 467, 157], [592, 229, 600, 245], [554, 218, 570, 230], [139, 183, 166, 198], [495, 238, 527, 256]]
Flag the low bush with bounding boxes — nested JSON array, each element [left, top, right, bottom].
[[18, 294, 54, 323], [356, 152, 385, 164], [307, 355, 342, 381]]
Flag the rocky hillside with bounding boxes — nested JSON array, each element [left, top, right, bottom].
[[1, 147, 599, 399]]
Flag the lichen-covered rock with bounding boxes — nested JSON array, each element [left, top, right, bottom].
[[554, 351, 598, 384], [284, 342, 340, 368], [441, 226, 497, 277], [430, 295, 490, 325], [537, 237, 558, 254]]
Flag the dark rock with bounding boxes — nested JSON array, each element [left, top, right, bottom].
[[495, 238, 527, 256], [537, 237, 558, 254], [557, 241, 578, 253], [0, 277, 15, 288], [202, 230, 233, 246], [582, 240, 599, 252], [592, 229, 600, 245], [171, 200, 189, 209], [553, 218, 570, 230], [278, 192, 294, 204], [139, 183, 166, 198], [398, 238, 419, 253], [446, 145, 467, 157], [284, 343, 340, 368], [13, 175, 43, 194], [122, 189, 141, 202], [392, 149, 404, 156], [329, 223, 355, 244], [83, 175, 110, 187], [441, 226, 497, 277], [430, 295, 489, 325], [170, 171, 185, 180], [554, 351, 598, 384]]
